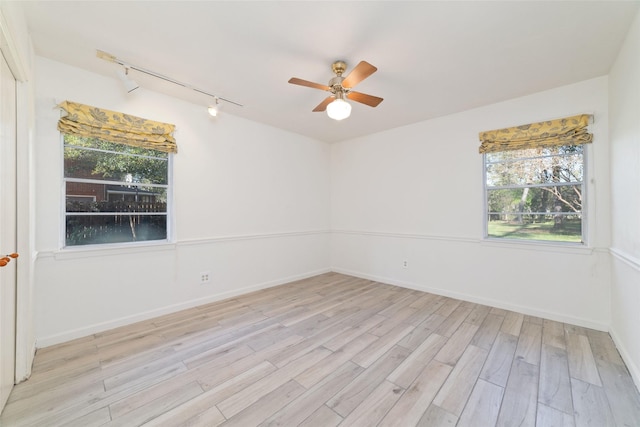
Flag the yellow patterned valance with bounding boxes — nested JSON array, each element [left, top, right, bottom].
[[478, 114, 592, 154], [57, 101, 177, 154]]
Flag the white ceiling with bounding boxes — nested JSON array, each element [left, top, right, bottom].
[[18, 1, 639, 143]]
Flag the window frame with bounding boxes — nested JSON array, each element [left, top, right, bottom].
[[60, 134, 174, 249], [482, 144, 588, 246]]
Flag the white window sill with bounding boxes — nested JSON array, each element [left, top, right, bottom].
[[52, 240, 176, 260], [480, 237, 594, 255]]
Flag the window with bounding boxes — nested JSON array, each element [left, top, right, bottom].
[[63, 135, 171, 246], [57, 100, 176, 248], [484, 145, 585, 243], [479, 114, 592, 244]]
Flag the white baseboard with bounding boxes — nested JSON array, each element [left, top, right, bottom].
[[609, 326, 640, 393], [332, 267, 609, 332], [35, 267, 331, 348]]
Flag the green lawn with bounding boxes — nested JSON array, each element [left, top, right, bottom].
[[487, 220, 582, 243]]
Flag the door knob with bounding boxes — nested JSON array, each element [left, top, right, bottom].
[[0, 253, 19, 267]]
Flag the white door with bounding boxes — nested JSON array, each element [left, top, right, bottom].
[[0, 51, 18, 412]]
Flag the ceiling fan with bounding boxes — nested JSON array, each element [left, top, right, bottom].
[[288, 60, 383, 121]]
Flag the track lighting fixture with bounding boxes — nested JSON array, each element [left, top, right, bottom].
[[207, 98, 222, 117], [97, 50, 242, 115], [116, 67, 140, 93]]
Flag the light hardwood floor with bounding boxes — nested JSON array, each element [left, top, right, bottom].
[[2, 272, 639, 426]]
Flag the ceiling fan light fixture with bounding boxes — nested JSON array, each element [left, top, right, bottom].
[[326, 98, 351, 121]]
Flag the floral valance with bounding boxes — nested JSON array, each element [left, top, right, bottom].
[[478, 114, 593, 154], [57, 101, 177, 153]]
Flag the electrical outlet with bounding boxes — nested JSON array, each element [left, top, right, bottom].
[[200, 271, 211, 284], [402, 260, 409, 268]]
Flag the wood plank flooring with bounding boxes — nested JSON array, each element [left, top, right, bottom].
[[2, 272, 639, 426]]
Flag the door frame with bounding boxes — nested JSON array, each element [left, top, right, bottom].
[[0, 44, 18, 411], [0, 5, 35, 384]]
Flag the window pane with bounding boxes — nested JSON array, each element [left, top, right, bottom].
[[486, 153, 583, 186], [487, 185, 582, 243], [485, 145, 583, 163], [487, 215, 582, 243], [487, 186, 582, 216], [64, 134, 168, 158], [64, 146, 168, 184], [65, 214, 167, 246], [66, 183, 167, 212]]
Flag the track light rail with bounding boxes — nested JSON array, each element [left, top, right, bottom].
[[97, 50, 243, 107]]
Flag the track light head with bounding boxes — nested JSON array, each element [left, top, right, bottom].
[[208, 98, 222, 117], [116, 67, 140, 93]]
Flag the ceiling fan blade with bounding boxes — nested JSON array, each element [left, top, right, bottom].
[[347, 91, 383, 107], [342, 61, 377, 88], [288, 77, 331, 91], [312, 96, 335, 112]]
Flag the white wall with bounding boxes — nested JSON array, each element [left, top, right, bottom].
[[331, 77, 612, 330], [609, 9, 640, 388], [34, 57, 331, 346]]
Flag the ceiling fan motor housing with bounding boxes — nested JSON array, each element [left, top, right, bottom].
[[329, 76, 346, 94], [330, 61, 348, 94]]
